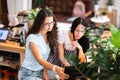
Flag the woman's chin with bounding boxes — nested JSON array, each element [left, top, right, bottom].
[[48, 29, 52, 31], [76, 37, 81, 40]]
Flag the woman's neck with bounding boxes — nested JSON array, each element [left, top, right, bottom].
[[40, 30, 48, 43], [40, 32, 46, 36], [40, 29, 47, 36]]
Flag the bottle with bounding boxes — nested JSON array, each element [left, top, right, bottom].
[[19, 30, 25, 46]]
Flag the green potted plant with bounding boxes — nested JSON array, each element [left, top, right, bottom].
[[108, 0, 114, 6], [93, 0, 99, 11], [27, 8, 41, 26], [101, 11, 107, 16], [109, 25, 120, 48], [94, 0, 99, 4], [101, 11, 108, 19], [107, 0, 114, 12], [65, 25, 120, 80], [86, 25, 120, 79], [32, 0, 44, 8], [27, 6, 53, 29]]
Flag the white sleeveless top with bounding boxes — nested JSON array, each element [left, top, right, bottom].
[[57, 29, 76, 51]]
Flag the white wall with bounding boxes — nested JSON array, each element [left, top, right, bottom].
[[7, 0, 32, 15], [113, 0, 120, 27], [99, 0, 108, 8]]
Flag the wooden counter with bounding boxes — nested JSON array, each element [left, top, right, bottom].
[[0, 40, 25, 65]]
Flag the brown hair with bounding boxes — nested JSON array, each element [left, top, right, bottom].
[[27, 8, 58, 54]]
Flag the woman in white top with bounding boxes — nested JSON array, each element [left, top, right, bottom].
[[58, 17, 89, 67], [68, 0, 93, 22], [18, 8, 69, 80], [67, 0, 85, 22]]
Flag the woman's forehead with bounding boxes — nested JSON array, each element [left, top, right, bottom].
[[76, 24, 85, 29], [44, 16, 53, 22]]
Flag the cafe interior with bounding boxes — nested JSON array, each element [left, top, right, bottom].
[[0, 0, 120, 80]]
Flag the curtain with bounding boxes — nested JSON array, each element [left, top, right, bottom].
[[0, 0, 9, 25], [32, 0, 45, 8]]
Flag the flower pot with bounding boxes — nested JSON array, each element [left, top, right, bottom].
[[108, 5, 113, 12], [94, 4, 99, 11], [65, 66, 86, 80], [64, 64, 91, 80]]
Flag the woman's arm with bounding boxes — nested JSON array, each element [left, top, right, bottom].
[[78, 46, 86, 63], [84, 10, 92, 18], [29, 42, 68, 79], [58, 43, 70, 66], [72, 41, 86, 63]]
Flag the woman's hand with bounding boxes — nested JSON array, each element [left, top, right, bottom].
[[55, 66, 69, 80], [71, 41, 82, 49]]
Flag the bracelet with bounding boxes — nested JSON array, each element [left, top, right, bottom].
[[52, 65, 56, 72]]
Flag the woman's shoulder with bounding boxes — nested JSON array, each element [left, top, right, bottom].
[[27, 34, 42, 40], [28, 34, 41, 37], [27, 34, 35, 39], [26, 34, 43, 45]]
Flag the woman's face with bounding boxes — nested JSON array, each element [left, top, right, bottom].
[[74, 24, 85, 40], [42, 16, 54, 32]]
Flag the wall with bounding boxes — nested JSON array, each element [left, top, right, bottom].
[[99, 0, 108, 8], [113, 0, 120, 27], [98, 0, 120, 27], [6, 0, 120, 27], [0, 0, 2, 21], [7, 0, 32, 24]]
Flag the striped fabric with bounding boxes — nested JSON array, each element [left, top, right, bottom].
[[61, 49, 78, 67], [47, 47, 78, 67], [47, 47, 61, 66]]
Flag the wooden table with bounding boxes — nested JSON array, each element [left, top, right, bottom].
[[0, 40, 25, 65]]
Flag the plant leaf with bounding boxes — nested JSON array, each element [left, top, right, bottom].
[[109, 25, 120, 48]]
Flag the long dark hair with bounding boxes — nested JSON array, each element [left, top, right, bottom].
[[70, 17, 89, 53], [27, 8, 58, 54]]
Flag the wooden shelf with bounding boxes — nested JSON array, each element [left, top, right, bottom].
[[0, 40, 25, 65]]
